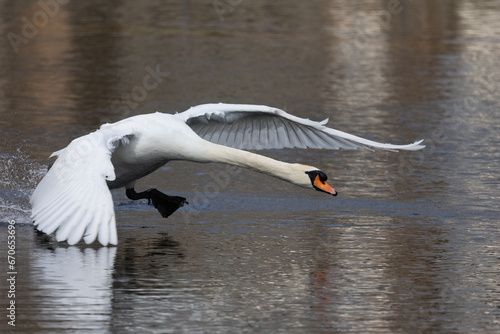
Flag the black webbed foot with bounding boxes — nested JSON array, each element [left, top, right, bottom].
[[148, 189, 188, 218], [126, 188, 188, 218]]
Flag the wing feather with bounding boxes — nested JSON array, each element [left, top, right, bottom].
[[289, 122, 308, 149], [258, 117, 268, 150], [276, 117, 291, 148], [37, 198, 75, 235], [220, 121, 233, 145], [181, 103, 425, 151], [233, 120, 245, 149], [83, 204, 102, 245], [56, 206, 85, 243], [68, 208, 94, 245], [31, 126, 133, 246]]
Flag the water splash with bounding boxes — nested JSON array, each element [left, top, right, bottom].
[[0, 147, 46, 224]]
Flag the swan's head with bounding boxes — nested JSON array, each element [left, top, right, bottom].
[[291, 165, 337, 196], [305, 169, 338, 196]]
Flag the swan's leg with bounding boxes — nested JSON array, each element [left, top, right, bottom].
[[125, 188, 188, 218]]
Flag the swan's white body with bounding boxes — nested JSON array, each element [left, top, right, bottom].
[[31, 103, 424, 246]]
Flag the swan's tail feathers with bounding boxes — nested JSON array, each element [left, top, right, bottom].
[[31, 131, 118, 246]]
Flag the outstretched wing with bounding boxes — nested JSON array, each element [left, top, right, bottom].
[[31, 127, 134, 246], [180, 103, 424, 151]]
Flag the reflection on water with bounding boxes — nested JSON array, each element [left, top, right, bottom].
[[1, 0, 500, 333], [31, 245, 116, 332]]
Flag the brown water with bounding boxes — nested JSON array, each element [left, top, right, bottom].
[[1, 0, 500, 333]]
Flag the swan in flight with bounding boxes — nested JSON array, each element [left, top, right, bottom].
[[31, 103, 424, 246]]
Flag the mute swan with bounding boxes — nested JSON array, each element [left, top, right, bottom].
[[31, 103, 424, 246]]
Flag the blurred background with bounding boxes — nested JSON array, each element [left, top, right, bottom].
[[0, 0, 499, 333]]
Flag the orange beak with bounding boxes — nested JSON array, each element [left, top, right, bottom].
[[314, 175, 338, 196]]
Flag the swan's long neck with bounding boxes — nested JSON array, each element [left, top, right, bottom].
[[193, 140, 302, 185]]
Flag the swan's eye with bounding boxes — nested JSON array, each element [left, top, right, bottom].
[[317, 171, 328, 183], [306, 170, 327, 184]]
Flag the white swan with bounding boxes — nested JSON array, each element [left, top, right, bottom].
[[31, 103, 424, 246]]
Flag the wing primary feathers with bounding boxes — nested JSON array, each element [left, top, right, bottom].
[[195, 123, 210, 139], [297, 125, 321, 149], [241, 119, 252, 148], [312, 129, 342, 149], [182, 104, 424, 151], [303, 127, 332, 149], [249, 117, 258, 149], [276, 117, 292, 148], [267, 117, 280, 148], [98, 209, 110, 246], [289, 122, 308, 149], [67, 207, 93, 245], [233, 119, 244, 149], [35, 198, 75, 234], [259, 117, 268, 150], [55, 205, 82, 242], [211, 122, 225, 144], [108, 214, 118, 245], [221, 122, 233, 145], [83, 203, 103, 244], [226, 120, 237, 146], [277, 117, 294, 148], [31, 125, 133, 246]]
